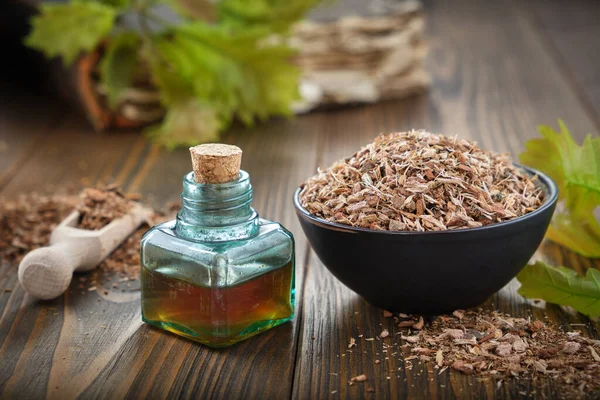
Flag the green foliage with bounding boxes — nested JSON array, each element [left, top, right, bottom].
[[146, 23, 300, 146], [147, 100, 221, 150], [517, 261, 600, 318], [218, 0, 321, 33], [160, 0, 216, 20], [25, 2, 117, 65], [25, 0, 320, 148], [80, 0, 131, 8], [520, 121, 600, 257], [99, 33, 140, 107]]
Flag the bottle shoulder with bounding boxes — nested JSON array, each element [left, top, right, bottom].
[[141, 219, 295, 287], [143, 219, 292, 245], [141, 219, 294, 258]]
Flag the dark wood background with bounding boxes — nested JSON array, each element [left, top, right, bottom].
[[1, 0, 599, 398]]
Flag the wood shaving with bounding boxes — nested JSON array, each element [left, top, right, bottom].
[[413, 316, 424, 330], [299, 130, 544, 231], [349, 374, 367, 384], [589, 346, 600, 362], [348, 337, 357, 349], [436, 349, 443, 367]]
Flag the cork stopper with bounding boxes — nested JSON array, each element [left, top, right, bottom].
[[189, 144, 243, 184]]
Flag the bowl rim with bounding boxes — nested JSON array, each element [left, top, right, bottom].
[[293, 164, 558, 236]]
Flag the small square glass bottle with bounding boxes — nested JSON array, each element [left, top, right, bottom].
[[140, 144, 295, 347]]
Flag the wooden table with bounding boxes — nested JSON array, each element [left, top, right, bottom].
[[1, 0, 599, 398]]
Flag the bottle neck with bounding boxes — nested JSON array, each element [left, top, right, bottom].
[[175, 170, 259, 242]]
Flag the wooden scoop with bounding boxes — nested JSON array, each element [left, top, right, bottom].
[[18, 204, 150, 300]]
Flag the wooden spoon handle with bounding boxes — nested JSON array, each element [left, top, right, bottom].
[[18, 242, 82, 300]]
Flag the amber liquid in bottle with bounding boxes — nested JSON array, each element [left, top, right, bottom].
[[142, 261, 294, 346]]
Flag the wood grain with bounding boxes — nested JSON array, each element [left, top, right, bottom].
[[0, 0, 599, 399], [0, 83, 67, 192], [522, 0, 600, 130], [293, 0, 600, 398]]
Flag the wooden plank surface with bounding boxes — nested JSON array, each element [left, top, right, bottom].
[[292, 0, 600, 398], [522, 0, 600, 129], [0, 0, 599, 399]]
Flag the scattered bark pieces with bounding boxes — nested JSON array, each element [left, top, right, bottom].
[[0, 193, 77, 264], [349, 338, 357, 349], [343, 309, 600, 397], [380, 329, 390, 338], [300, 130, 544, 231]]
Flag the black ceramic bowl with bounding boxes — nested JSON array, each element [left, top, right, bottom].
[[294, 166, 558, 314]]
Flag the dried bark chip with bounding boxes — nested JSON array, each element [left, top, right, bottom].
[[452, 360, 474, 375], [401, 335, 420, 344], [533, 360, 548, 374], [496, 343, 513, 357], [412, 347, 434, 355], [438, 329, 464, 340], [383, 310, 393, 318], [349, 374, 367, 383], [413, 316, 424, 330], [562, 342, 581, 355], [530, 320, 545, 331], [398, 320, 417, 328], [380, 329, 390, 338], [436, 349, 444, 367], [512, 339, 528, 353], [452, 310, 465, 320], [589, 346, 600, 362]]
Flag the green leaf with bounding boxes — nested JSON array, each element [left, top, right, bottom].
[[146, 100, 222, 150], [25, 2, 117, 65], [149, 23, 299, 126], [80, 0, 130, 8], [218, 0, 320, 33], [517, 261, 600, 318], [160, 0, 217, 21], [520, 121, 600, 257], [99, 33, 140, 108]]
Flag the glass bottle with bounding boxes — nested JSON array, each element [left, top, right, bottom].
[[140, 145, 295, 347]]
